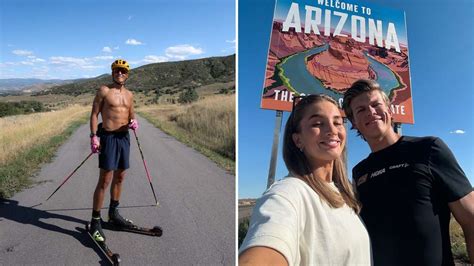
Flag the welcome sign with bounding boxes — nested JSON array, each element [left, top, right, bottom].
[[261, 0, 414, 124]]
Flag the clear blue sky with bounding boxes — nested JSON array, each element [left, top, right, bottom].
[[238, 0, 474, 198], [0, 0, 235, 80]]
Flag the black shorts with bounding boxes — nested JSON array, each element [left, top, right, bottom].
[[98, 130, 130, 170]]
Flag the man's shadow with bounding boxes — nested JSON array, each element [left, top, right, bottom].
[[0, 198, 111, 265]]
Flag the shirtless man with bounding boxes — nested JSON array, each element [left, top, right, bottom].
[[88, 59, 139, 242]]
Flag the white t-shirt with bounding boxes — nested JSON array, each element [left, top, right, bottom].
[[239, 177, 371, 266]]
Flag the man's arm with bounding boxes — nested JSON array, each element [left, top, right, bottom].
[[127, 91, 139, 130], [428, 137, 473, 262], [128, 91, 135, 121], [239, 246, 288, 266], [449, 191, 474, 263], [90, 86, 107, 135]]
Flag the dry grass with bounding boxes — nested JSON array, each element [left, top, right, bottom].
[[175, 95, 235, 159], [450, 218, 470, 263], [0, 105, 89, 165], [138, 94, 235, 173]]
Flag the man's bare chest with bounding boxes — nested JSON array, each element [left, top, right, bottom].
[[104, 91, 130, 108]]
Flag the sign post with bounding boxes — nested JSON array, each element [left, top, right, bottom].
[[267, 111, 283, 188]]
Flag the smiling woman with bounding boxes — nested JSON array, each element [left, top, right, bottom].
[[239, 94, 370, 266]]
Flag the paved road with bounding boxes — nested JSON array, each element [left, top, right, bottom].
[[0, 116, 235, 265]]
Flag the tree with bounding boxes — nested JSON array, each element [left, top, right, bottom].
[[153, 87, 162, 104], [178, 88, 199, 104], [0, 101, 46, 117]]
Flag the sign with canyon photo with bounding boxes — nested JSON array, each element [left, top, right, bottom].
[[261, 0, 414, 124]]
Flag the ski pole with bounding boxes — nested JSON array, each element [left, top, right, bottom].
[[132, 129, 159, 206], [45, 152, 94, 201]]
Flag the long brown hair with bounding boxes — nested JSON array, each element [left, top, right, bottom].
[[283, 94, 360, 213]]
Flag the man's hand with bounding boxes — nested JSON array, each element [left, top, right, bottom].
[[90, 135, 100, 153], [129, 119, 139, 131]]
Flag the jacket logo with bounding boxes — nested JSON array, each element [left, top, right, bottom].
[[389, 163, 409, 170], [356, 163, 409, 187], [356, 174, 368, 186], [370, 168, 386, 178]]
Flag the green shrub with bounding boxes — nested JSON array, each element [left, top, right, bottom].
[[0, 101, 47, 117], [178, 88, 199, 104], [239, 218, 250, 248]]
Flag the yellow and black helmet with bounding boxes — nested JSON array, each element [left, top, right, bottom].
[[111, 59, 130, 71]]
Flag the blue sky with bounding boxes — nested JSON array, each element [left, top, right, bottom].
[[0, 0, 235, 80], [238, 0, 474, 198]]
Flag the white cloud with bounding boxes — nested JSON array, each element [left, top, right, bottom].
[[143, 55, 169, 63], [1, 62, 19, 66], [4, 53, 118, 79], [129, 55, 169, 67], [13, 49, 33, 56], [30, 66, 50, 78], [81, 65, 103, 69], [449, 130, 466, 134], [26, 55, 46, 62], [93, 56, 114, 60], [114, 46, 119, 50], [50, 56, 88, 65], [102, 46, 112, 53], [2, 56, 45, 67], [49, 56, 103, 70], [125, 39, 143, 45], [226, 39, 236, 44], [165, 44, 204, 60]]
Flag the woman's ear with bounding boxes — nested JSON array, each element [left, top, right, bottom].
[[292, 133, 302, 150]]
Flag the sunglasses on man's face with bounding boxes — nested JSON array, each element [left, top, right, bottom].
[[113, 68, 129, 74]]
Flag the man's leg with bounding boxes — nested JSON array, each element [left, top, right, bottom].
[[108, 169, 133, 227], [93, 169, 114, 211], [110, 169, 126, 201], [90, 169, 114, 241]]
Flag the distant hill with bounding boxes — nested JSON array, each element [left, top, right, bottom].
[[40, 54, 235, 96], [0, 78, 73, 92]]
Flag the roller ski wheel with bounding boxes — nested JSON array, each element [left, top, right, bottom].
[[103, 221, 163, 237], [86, 223, 121, 265], [111, 254, 120, 266]]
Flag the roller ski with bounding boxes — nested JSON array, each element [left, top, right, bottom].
[[86, 220, 120, 266], [104, 208, 163, 237]]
